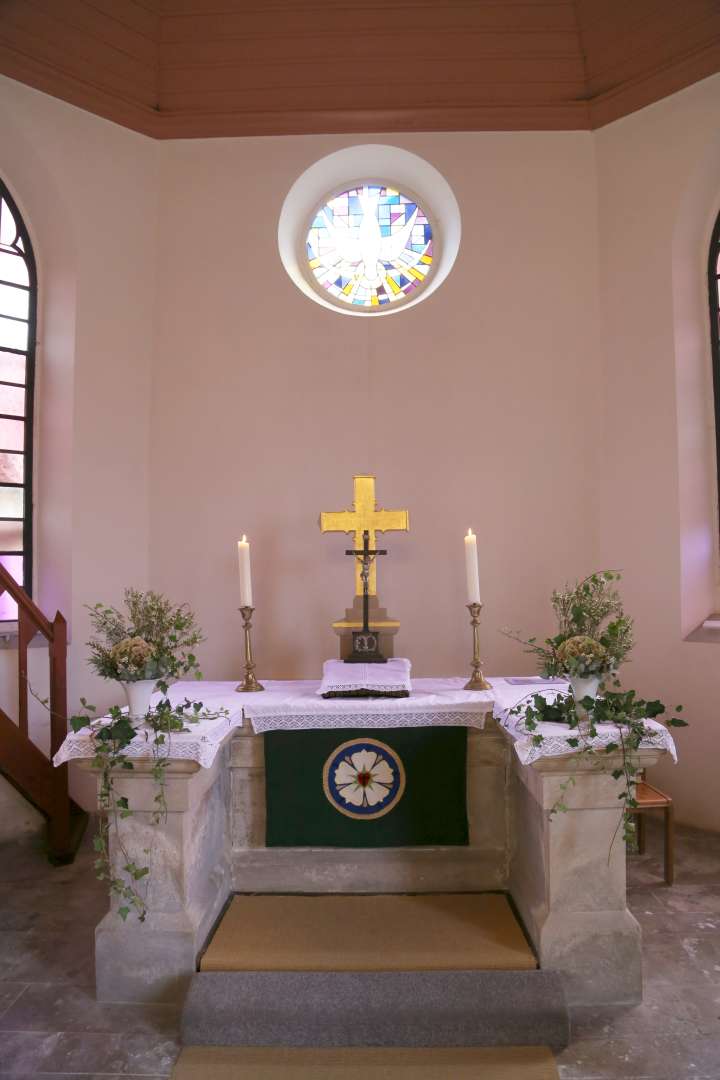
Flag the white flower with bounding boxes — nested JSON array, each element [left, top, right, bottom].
[[334, 748, 394, 808]]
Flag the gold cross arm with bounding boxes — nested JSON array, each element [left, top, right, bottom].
[[320, 475, 409, 596]]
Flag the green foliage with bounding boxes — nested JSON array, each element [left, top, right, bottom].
[[70, 693, 228, 921], [86, 589, 204, 683], [510, 687, 686, 847], [504, 571, 686, 854], [503, 571, 634, 679]]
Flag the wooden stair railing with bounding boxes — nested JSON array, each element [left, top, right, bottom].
[[0, 563, 83, 863]]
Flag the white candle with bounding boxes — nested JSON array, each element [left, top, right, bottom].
[[237, 535, 253, 608], [464, 528, 481, 605]]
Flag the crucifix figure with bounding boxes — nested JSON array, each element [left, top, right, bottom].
[[344, 530, 388, 663], [320, 475, 409, 598]]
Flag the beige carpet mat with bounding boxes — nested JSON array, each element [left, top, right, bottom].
[[200, 893, 536, 972], [173, 1046, 558, 1079]]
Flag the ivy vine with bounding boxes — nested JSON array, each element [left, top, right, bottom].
[[70, 682, 228, 921], [510, 686, 686, 847]]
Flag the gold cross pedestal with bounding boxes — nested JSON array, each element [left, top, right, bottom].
[[320, 475, 409, 597]]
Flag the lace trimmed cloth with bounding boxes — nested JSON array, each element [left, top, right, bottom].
[[52, 676, 678, 770], [52, 682, 246, 770], [245, 678, 494, 732], [52, 678, 494, 768], [489, 677, 678, 766]]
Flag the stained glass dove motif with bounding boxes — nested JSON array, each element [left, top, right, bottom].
[[315, 186, 426, 288]]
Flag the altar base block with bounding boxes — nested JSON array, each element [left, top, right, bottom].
[[91, 753, 232, 1003], [229, 714, 507, 892], [90, 715, 664, 1008], [509, 748, 664, 1005]]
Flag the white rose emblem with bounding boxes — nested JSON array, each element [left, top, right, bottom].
[[323, 738, 406, 821], [333, 748, 395, 808]]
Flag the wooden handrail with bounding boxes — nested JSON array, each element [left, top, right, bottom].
[[0, 562, 53, 639], [0, 562, 74, 861]]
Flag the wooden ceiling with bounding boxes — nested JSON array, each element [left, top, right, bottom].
[[0, 0, 719, 138]]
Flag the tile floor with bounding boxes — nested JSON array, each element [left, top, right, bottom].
[[0, 820, 719, 1078]]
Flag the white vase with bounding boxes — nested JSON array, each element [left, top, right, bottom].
[[568, 674, 601, 732], [120, 679, 157, 720], [568, 674, 601, 704]]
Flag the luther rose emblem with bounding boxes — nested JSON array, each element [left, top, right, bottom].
[[323, 738, 406, 820]]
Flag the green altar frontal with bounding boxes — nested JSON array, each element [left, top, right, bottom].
[[264, 726, 468, 848]]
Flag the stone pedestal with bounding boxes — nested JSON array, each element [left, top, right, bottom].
[[508, 747, 664, 1006], [92, 750, 232, 1003], [332, 596, 400, 659]]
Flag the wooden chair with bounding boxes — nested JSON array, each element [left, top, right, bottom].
[[629, 774, 674, 885]]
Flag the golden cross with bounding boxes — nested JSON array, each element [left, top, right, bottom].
[[320, 475, 409, 596]]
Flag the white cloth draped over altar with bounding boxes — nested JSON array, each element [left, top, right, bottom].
[[52, 678, 492, 768], [488, 677, 678, 766], [54, 675, 677, 770]]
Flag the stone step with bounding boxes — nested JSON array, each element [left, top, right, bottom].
[[180, 969, 569, 1050], [172, 1045, 560, 1079]]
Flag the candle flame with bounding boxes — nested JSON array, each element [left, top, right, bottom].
[[467, 528, 474, 537], [241, 535, 247, 543]]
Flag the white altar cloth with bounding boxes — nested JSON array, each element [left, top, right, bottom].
[[244, 678, 493, 733], [53, 681, 245, 769], [489, 677, 678, 766], [52, 678, 493, 768], [53, 676, 678, 770]]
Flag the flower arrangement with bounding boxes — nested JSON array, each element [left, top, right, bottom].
[[505, 571, 634, 682], [504, 572, 686, 847], [555, 634, 609, 678], [86, 589, 203, 684], [63, 590, 226, 921]]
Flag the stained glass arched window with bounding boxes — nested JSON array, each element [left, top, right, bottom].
[[0, 182, 36, 622], [306, 184, 433, 310]]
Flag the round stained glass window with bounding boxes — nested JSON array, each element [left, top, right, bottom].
[[305, 184, 434, 310]]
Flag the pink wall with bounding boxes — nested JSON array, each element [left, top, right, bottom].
[[150, 132, 601, 682], [0, 78, 158, 808], [594, 74, 720, 830]]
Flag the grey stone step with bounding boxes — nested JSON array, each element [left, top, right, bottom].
[[181, 970, 569, 1051]]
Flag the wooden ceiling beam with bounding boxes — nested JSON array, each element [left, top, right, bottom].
[[150, 100, 591, 139], [0, 0, 717, 137], [0, 43, 158, 136]]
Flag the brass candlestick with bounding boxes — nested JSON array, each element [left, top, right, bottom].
[[236, 606, 265, 693], [464, 602, 491, 691]]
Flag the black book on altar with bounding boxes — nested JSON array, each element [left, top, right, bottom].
[[321, 688, 410, 700]]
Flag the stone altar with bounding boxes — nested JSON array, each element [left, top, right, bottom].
[[83, 699, 670, 1008]]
